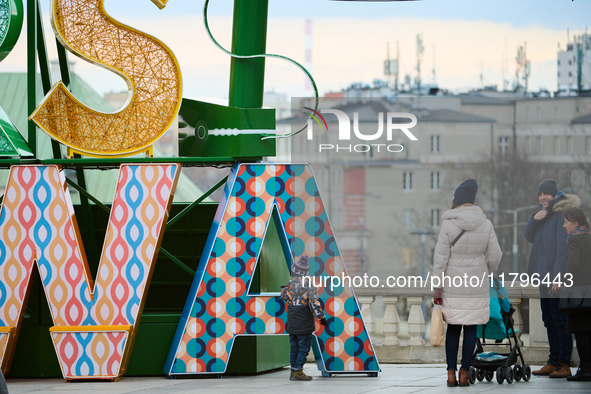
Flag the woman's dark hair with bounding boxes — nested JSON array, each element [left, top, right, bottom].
[[563, 208, 590, 229]]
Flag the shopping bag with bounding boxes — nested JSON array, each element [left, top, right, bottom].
[[430, 305, 445, 347]]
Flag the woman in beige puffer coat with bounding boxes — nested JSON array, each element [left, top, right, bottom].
[[432, 179, 502, 387]]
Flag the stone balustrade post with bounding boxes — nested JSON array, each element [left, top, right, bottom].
[[529, 298, 548, 348], [509, 297, 524, 346], [382, 296, 400, 346], [407, 296, 425, 346], [358, 295, 376, 337]]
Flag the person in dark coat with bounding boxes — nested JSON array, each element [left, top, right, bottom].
[[525, 179, 579, 378], [562, 208, 591, 381], [280, 255, 328, 381]]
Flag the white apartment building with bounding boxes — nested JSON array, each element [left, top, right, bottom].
[[557, 32, 591, 93]]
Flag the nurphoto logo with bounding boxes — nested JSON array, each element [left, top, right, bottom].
[[302, 106, 418, 153]]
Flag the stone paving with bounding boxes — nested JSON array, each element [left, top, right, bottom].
[[5, 364, 591, 393]]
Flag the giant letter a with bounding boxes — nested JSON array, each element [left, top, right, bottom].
[[165, 164, 379, 376], [0, 164, 179, 380]]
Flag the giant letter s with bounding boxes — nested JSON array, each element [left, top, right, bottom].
[[30, 0, 182, 157]]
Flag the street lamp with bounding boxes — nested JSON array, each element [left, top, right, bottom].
[[486, 204, 538, 273], [410, 227, 437, 281], [411, 227, 437, 337]]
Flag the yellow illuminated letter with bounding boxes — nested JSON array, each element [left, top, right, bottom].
[[30, 0, 182, 157]]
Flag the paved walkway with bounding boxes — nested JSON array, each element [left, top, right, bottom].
[[6, 364, 591, 393]]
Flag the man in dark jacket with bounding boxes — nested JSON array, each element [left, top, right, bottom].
[[525, 179, 580, 378], [281, 255, 328, 381]]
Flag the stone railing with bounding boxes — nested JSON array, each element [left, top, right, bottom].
[[354, 283, 579, 365]]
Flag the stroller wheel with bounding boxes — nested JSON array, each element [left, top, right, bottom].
[[505, 366, 514, 384], [514, 365, 522, 381], [485, 370, 494, 381], [522, 364, 532, 382], [496, 367, 504, 384], [477, 368, 485, 381], [468, 367, 476, 384]]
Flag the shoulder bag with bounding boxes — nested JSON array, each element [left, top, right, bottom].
[[559, 285, 591, 315]]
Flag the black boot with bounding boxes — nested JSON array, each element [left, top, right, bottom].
[[567, 364, 591, 382]]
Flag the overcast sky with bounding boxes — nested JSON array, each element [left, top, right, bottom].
[[2, 0, 590, 105]]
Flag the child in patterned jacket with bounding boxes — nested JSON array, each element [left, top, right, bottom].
[[281, 254, 328, 381]]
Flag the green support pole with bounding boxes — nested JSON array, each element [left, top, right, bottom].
[[26, 0, 37, 156], [228, 0, 268, 108], [74, 165, 99, 267], [34, 0, 61, 159], [55, 40, 71, 89]]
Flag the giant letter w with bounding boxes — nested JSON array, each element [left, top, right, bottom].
[[0, 164, 179, 380]]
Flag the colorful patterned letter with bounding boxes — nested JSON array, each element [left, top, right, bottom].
[[30, 0, 182, 157], [165, 164, 379, 375], [0, 164, 179, 380]]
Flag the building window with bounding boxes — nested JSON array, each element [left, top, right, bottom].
[[569, 60, 572, 66], [558, 72, 561, 78], [567, 136, 573, 155], [558, 60, 561, 66], [403, 171, 413, 191], [587, 136, 591, 154], [403, 208, 415, 229], [431, 208, 441, 228], [569, 71, 572, 77], [499, 136, 510, 156], [525, 136, 531, 154], [536, 136, 543, 153], [554, 136, 560, 154], [587, 171, 591, 191], [430, 171, 440, 190], [431, 135, 440, 153]]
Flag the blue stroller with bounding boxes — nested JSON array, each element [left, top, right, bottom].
[[468, 278, 531, 384]]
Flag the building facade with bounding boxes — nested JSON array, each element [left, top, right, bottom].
[[276, 95, 591, 283]]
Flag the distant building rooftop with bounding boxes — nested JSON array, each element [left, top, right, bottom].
[[459, 96, 517, 106], [419, 109, 495, 123]]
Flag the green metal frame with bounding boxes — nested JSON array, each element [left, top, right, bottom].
[[0, 0, 24, 62], [3, 0, 291, 377]]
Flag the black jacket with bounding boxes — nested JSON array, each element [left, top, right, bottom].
[[280, 276, 325, 335], [565, 232, 591, 333]]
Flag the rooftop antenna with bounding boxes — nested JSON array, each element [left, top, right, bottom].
[[416, 34, 424, 96], [432, 43, 436, 85], [502, 51, 505, 91], [515, 43, 529, 93], [480, 60, 484, 89], [384, 42, 392, 87], [524, 42, 530, 93], [503, 37, 509, 91], [396, 41, 400, 91]]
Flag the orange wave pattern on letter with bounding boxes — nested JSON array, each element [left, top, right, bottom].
[[30, 0, 182, 157], [0, 164, 179, 379]]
